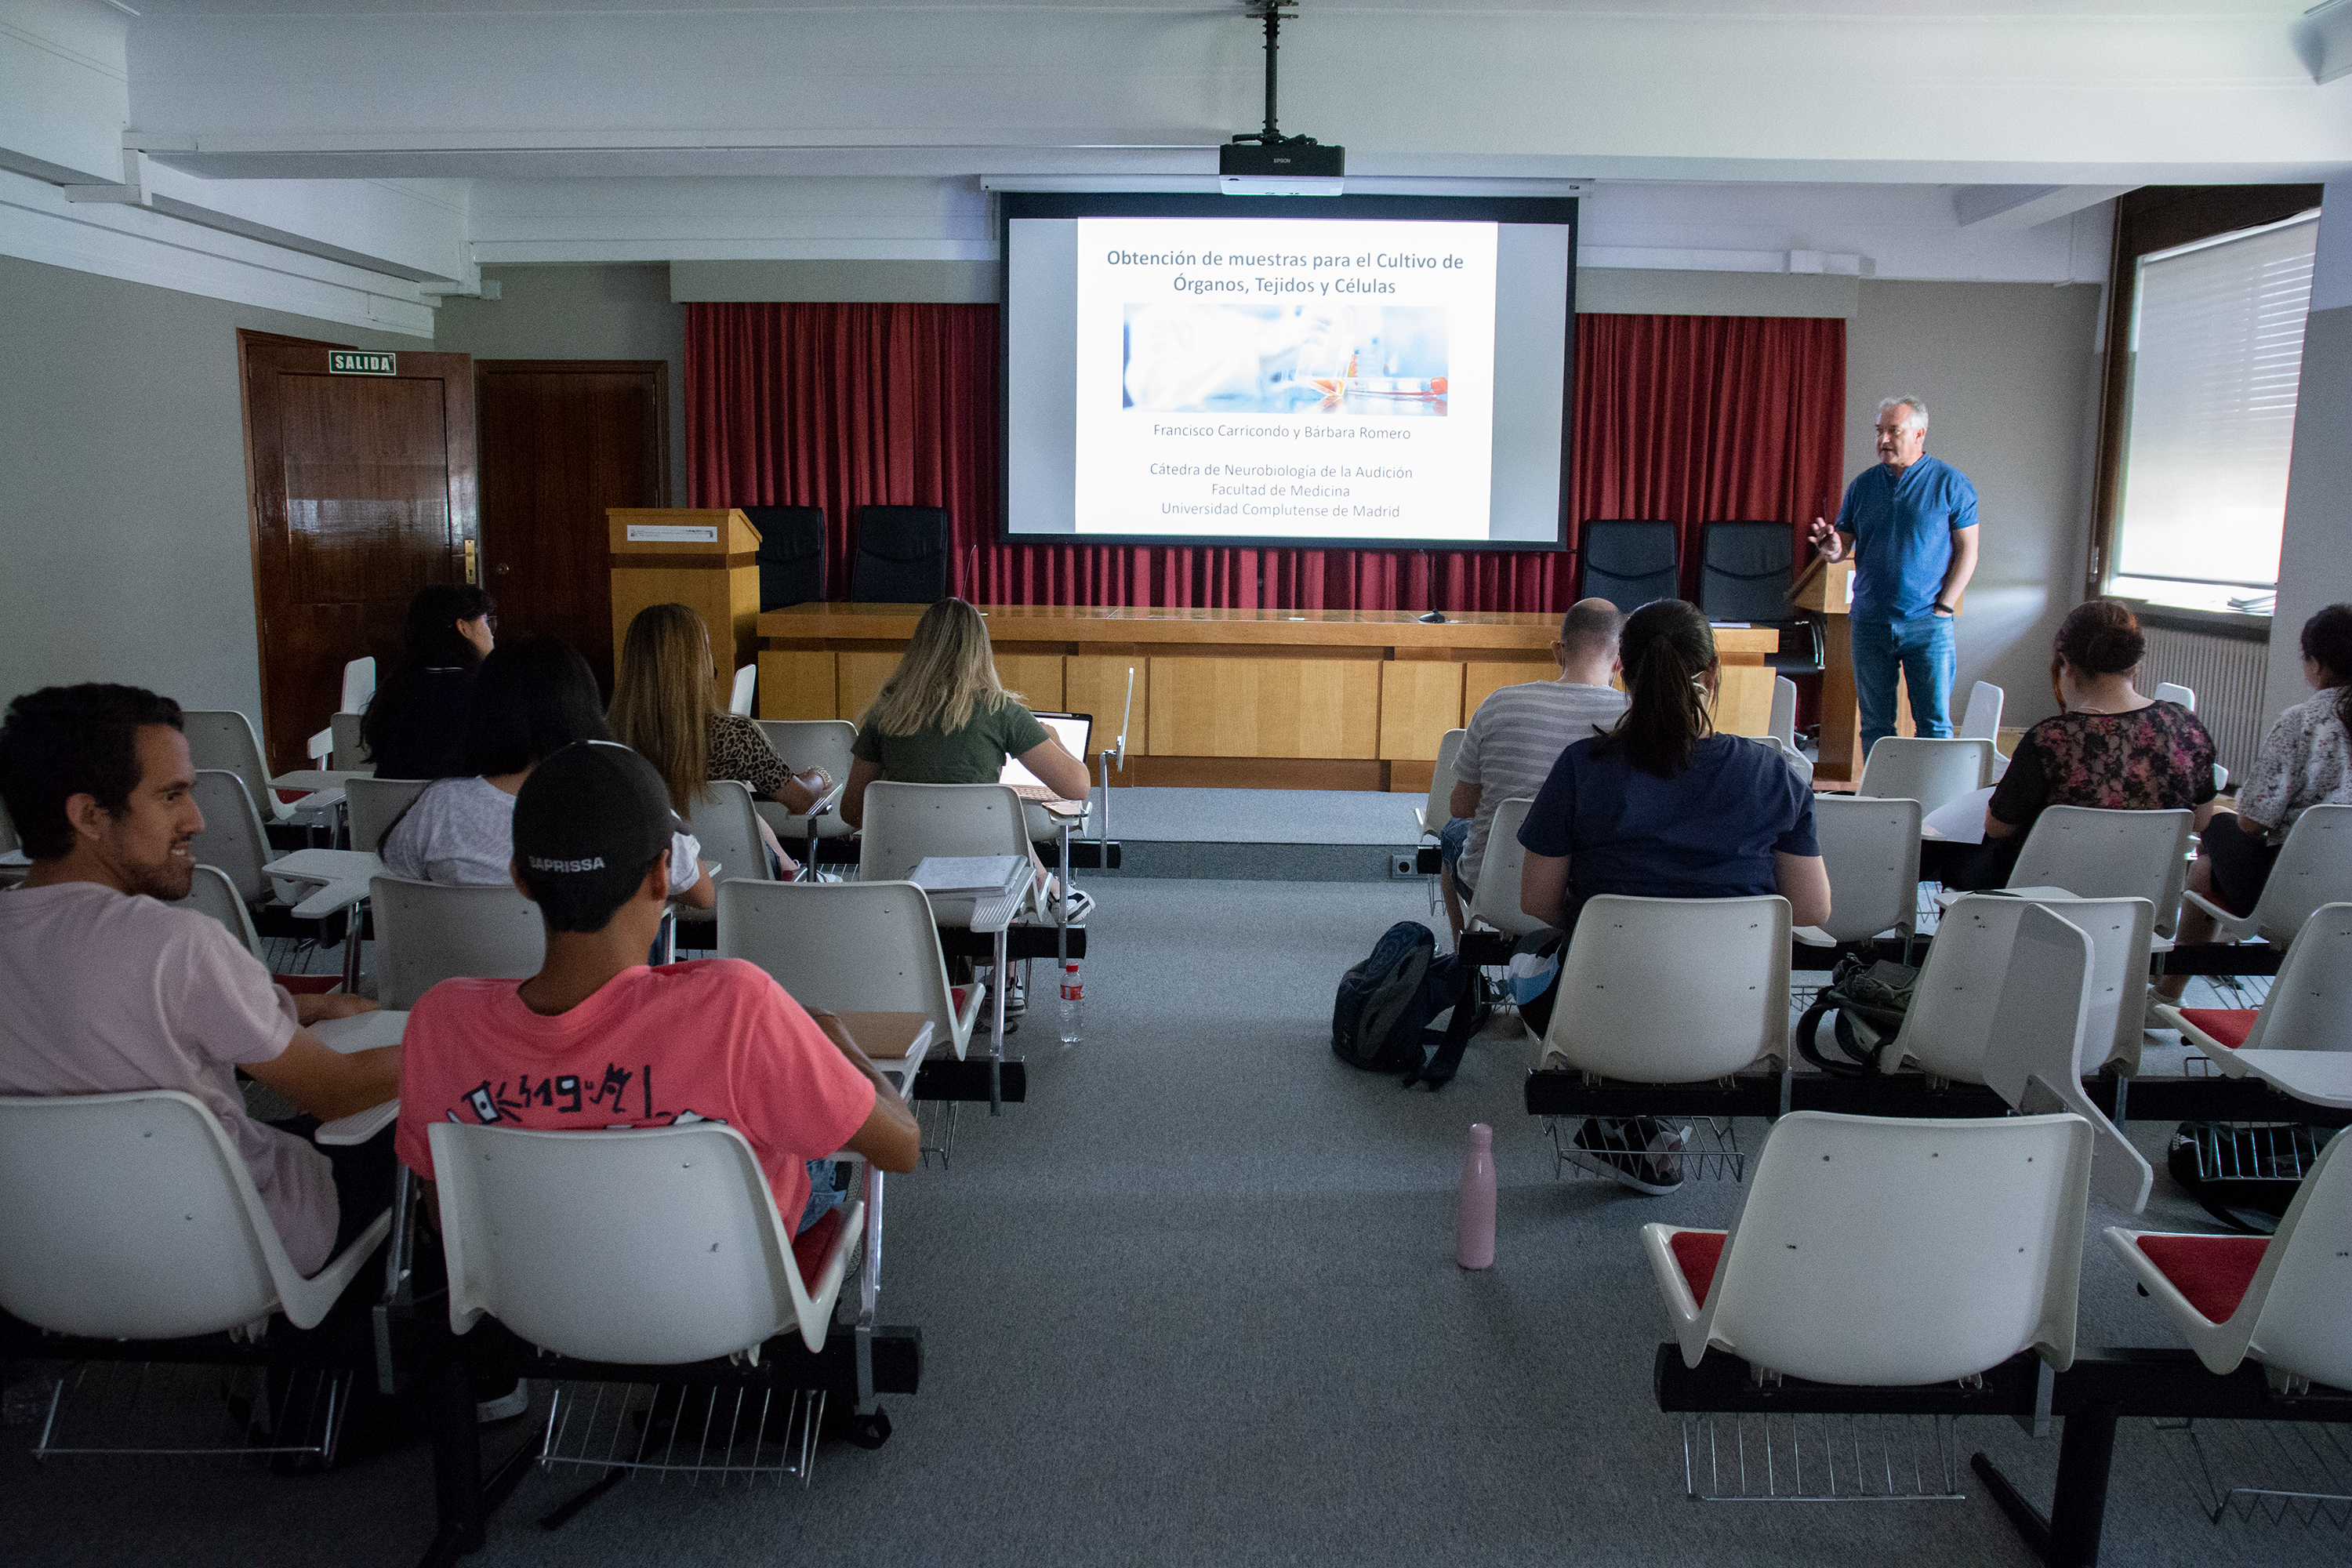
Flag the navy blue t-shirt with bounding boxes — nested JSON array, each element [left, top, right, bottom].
[[1835, 452, 1979, 622], [1518, 734, 1818, 928]]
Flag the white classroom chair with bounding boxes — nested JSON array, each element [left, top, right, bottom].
[[1881, 891, 2156, 1087], [2182, 804, 2352, 949], [754, 718, 859, 871], [170, 863, 267, 963], [344, 775, 428, 855], [2158, 902, 2352, 1069], [1754, 732, 1813, 786], [0, 1090, 390, 1338], [1460, 796, 1549, 943], [1957, 680, 2003, 742], [1642, 1110, 2092, 1385], [339, 656, 377, 717], [2007, 804, 2194, 942], [1416, 728, 1468, 838], [2105, 1123, 2352, 1390], [183, 710, 303, 822], [730, 662, 757, 717], [190, 770, 290, 909], [329, 712, 368, 772], [2152, 681, 2195, 710], [1538, 893, 1791, 1079], [1768, 676, 1797, 752], [858, 780, 1034, 892], [430, 1120, 864, 1359], [369, 875, 546, 1009], [718, 878, 985, 1062], [1857, 735, 1999, 811], [1798, 794, 1920, 951], [677, 779, 775, 942]]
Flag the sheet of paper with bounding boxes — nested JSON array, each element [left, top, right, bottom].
[[1920, 785, 1994, 845], [910, 854, 1027, 896], [310, 1009, 408, 1054]]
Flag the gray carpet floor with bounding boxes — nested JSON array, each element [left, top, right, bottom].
[[0, 877, 2339, 1565]]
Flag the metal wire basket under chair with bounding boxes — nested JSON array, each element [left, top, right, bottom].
[[1682, 1411, 1968, 1502], [30, 1359, 350, 1468], [2152, 1416, 2352, 1529], [538, 1380, 825, 1498], [1544, 1114, 1744, 1185]]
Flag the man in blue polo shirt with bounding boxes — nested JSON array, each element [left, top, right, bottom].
[[1807, 395, 1980, 757]]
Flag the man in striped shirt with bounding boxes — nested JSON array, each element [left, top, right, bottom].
[[1440, 598, 1628, 942]]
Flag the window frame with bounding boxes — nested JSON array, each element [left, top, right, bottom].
[[2089, 185, 2324, 633]]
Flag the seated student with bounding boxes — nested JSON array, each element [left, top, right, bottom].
[[393, 741, 921, 1240], [1517, 601, 1830, 1196], [383, 633, 715, 910], [841, 597, 1089, 826], [1439, 597, 1627, 942], [608, 602, 829, 877], [2161, 603, 2352, 995], [361, 583, 495, 780], [0, 685, 400, 1276], [1937, 600, 2218, 892]]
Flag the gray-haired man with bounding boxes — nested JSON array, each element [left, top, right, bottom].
[[1808, 396, 1981, 757]]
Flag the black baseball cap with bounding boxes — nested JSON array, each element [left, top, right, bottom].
[[511, 741, 679, 909]]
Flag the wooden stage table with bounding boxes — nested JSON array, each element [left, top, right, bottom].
[[757, 604, 1777, 793]]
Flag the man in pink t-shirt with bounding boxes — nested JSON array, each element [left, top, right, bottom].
[[394, 741, 920, 1230], [0, 686, 401, 1276]]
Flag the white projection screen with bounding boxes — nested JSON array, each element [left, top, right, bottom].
[[1000, 192, 1576, 551]]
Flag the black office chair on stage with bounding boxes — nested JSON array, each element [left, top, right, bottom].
[[850, 506, 950, 604], [1577, 521, 1680, 613], [1698, 521, 1822, 677], [742, 506, 828, 610]]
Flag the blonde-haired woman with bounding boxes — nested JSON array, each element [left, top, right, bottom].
[[609, 603, 831, 873], [841, 597, 1089, 829]]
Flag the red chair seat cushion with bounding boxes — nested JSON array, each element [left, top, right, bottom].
[[792, 1207, 847, 1294], [1669, 1229, 1730, 1308], [2179, 1009, 2256, 1048], [2137, 1233, 2268, 1323]]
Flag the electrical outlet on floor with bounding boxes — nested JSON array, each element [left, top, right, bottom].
[[1389, 853, 1417, 879]]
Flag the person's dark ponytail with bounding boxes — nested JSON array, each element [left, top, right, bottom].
[[1594, 600, 1716, 778], [2299, 603, 2352, 736]]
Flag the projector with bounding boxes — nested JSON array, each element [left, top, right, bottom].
[[1220, 139, 1345, 197]]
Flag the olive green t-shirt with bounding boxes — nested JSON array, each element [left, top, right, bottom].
[[851, 698, 1051, 784]]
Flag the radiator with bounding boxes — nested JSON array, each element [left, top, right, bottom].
[[2138, 626, 2269, 781]]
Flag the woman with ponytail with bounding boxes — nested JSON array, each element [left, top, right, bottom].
[[1518, 599, 1829, 935], [2164, 604, 2352, 982], [1515, 599, 1828, 1196]]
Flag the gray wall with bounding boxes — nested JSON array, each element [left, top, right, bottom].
[[0, 255, 409, 724], [434, 263, 688, 507], [1846, 279, 2106, 728], [2268, 185, 2352, 713]]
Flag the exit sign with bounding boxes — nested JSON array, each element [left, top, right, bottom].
[[328, 350, 397, 376]]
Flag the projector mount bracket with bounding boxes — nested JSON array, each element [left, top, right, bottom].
[[1230, 0, 1321, 156]]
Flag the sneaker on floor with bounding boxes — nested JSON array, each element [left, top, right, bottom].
[[1634, 1118, 1692, 1193], [1001, 976, 1027, 1018]]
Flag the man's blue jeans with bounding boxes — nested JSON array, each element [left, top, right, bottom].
[[1853, 610, 1956, 760]]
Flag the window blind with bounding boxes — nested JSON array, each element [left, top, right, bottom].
[[2112, 210, 2318, 612]]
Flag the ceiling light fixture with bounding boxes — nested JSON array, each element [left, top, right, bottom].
[[1220, 0, 1344, 196]]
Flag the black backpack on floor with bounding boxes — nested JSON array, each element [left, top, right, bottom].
[[1333, 921, 1446, 1073]]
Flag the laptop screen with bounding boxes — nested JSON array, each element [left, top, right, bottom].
[[1000, 712, 1091, 793]]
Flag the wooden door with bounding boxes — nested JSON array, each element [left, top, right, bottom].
[[240, 339, 477, 774], [476, 361, 669, 694]]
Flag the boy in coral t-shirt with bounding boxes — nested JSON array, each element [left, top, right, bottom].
[[394, 741, 920, 1229]]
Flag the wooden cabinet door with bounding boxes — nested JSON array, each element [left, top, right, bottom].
[[477, 361, 669, 695], [240, 342, 477, 774]]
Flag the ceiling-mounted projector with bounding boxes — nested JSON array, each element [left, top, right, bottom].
[[1223, 0, 1342, 195], [1220, 139, 1345, 197]]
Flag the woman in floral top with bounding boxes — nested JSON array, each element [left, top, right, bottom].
[[1945, 601, 2218, 891], [2169, 604, 2352, 958]]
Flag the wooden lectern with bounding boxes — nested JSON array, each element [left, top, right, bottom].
[[608, 508, 763, 710], [1791, 556, 1863, 785]]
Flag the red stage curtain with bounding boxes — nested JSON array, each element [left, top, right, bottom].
[[686, 303, 1844, 615]]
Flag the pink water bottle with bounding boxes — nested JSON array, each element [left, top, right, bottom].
[[1455, 1123, 1496, 1269]]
